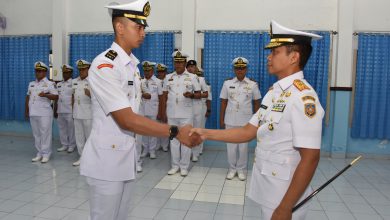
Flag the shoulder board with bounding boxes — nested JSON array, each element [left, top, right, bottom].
[[225, 77, 233, 81], [268, 86, 273, 91], [293, 79, 310, 91], [249, 78, 257, 82], [105, 50, 118, 61]]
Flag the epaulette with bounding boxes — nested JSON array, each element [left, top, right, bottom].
[[105, 50, 118, 61], [269, 86, 273, 91], [293, 79, 310, 91], [225, 77, 233, 81]]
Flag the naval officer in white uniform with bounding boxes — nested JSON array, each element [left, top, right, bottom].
[[25, 61, 58, 163], [220, 57, 261, 181], [79, 1, 200, 219], [190, 20, 324, 220]]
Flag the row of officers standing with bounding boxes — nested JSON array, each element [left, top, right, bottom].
[[25, 51, 261, 181]]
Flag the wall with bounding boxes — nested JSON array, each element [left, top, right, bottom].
[[0, 0, 52, 35]]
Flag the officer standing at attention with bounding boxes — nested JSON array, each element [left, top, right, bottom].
[[190, 20, 324, 220], [25, 61, 58, 163], [55, 64, 76, 153], [140, 61, 163, 159], [220, 57, 261, 181], [156, 63, 170, 152], [186, 60, 208, 162], [72, 59, 92, 166], [196, 67, 212, 155], [162, 51, 201, 176], [80, 1, 199, 219]]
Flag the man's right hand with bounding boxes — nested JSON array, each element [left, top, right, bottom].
[[25, 112, 29, 120]]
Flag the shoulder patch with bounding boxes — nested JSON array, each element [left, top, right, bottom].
[[293, 79, 310, 91], [97, 63, 114, 69], [105, 50, 118, 61], [302, 95, 316, 102], [305, 103, 316, 118]]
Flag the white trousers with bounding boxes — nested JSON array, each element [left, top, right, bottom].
[[168, 117, 192, 170], [156, 119, 169, 150], [30, 116, 53, 158], [135, 134, 143, 166], [142, 115, 157, 154], [226, 124, 248, 172], [199, 103, 207, 153], [57, 113, 76, 149], [191, 112, 203, 157], [74, 118, 92, 156], [260, 205, 308, 220], [86, 177, 134, 220]]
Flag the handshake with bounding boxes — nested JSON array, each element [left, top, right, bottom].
[[176, 125, 207, 147]]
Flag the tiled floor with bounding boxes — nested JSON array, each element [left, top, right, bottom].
[[1, 135, 390, 219]]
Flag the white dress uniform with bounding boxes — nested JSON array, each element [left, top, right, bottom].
[[57, 75, 76, 151], [163, 69, 201, 172], [72, 76, 92, 156], [200, 82, 212, 154], [80, 42, 143, 220], [191, 74, 208, 159], [220, 76, 261, 173], [248, 71, 324, 219], [141, 75, 163, 155], [27, 77, 58, 159], [156, 64, 170, 151]]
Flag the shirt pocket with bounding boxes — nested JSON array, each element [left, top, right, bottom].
[[96, 135, 131, 151], [259, 153, 291, 181]]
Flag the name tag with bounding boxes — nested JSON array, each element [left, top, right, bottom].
[[260, 104, 268, 110], [168, 79, 173, 81], [272, 103, 286, 112], [128, 81, 133, 85], [229, 86, 235, 89]]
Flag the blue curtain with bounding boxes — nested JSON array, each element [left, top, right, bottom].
[[0, 35, 50, 120], [69, 32, 175, 77], [352, 34, 390, 139], [203, 31, 331, 129], [304, 31, 331, 111], [203, 32, 262, 129]]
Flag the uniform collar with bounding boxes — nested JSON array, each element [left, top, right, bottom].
[[36, 77, 48, 83], [111, 42, 140, 67], [275, 71, 304, 91], [233, 76, 249, 84], [64, 78, 72, 83], [145, 75, 156, 81]]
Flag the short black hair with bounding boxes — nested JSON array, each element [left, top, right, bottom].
[[286, 44, 312, 69]]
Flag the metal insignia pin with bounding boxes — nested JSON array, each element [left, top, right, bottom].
[[268, 123, 274, 131]]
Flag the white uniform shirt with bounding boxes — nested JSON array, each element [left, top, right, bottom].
[[140, 75, 162, 117], [206, 84, 212, 101], [72, 77, 92, 119], [220, 77, 261, 126], [27, 77, 58, 117], [248, 71, 324, 208], [80, 42, 141, 181], [57, 78, 73, 114], [163, 71, 201, 118], [193, 76, 208, 112]]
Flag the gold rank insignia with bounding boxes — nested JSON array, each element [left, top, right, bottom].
[[293, 79, 310, 91], [268, 123, 274, 131], [305, 103, 316, 118], [286, 91, 291, 97]]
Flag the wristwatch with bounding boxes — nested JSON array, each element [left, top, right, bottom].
[[169, 125, 179, 140]]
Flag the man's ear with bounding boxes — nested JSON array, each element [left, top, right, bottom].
[[290, 51, 300, 66]]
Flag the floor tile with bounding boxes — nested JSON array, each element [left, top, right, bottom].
[[154, 208, 187, 220], [184, 211, 214, 220], [189, 201, 217, 213]]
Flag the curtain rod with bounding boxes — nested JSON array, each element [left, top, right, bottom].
[[197, 30, 337, 35], [68, 30, 181, 35], [353, 31, 390, 36], [0, 34, 51, 38]]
